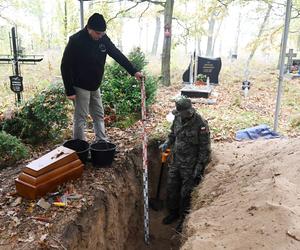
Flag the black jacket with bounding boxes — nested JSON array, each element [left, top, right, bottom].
[[61, 27, 138, 96]]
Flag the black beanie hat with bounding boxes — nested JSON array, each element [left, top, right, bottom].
[[87, 13, 106, 32]]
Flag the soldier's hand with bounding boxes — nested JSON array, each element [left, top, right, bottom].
[[159, 143, 168, 152]]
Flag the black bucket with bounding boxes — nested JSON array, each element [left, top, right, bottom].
[[63, 139, 89, 163], [90, 141, 116, 167]]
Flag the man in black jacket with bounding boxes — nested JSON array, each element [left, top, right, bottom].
[[61, 13, 143, 141]]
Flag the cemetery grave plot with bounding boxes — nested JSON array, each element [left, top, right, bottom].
[[291, 59, 300, 72], [181, 56, 222, 99], [284, 48, 300, 79]]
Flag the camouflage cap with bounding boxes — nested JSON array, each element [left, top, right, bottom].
[[175, 97, 192, 112]]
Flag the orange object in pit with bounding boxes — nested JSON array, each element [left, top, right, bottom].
[[161, 149, 171, 163]]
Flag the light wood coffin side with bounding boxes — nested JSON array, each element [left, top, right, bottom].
[[18, 159, 82, 186], [15, 164, 84, 200], [23, 146, 78, 177]]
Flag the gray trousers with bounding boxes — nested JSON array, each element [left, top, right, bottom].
[[73, 87, 107, 141]]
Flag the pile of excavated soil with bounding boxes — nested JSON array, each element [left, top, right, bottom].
[[182, 137, 300, 250]]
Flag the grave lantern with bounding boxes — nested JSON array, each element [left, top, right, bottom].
[[242, 80, 251, 97]]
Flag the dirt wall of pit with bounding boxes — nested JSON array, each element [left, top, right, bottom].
[[60, 140, 164, 250]]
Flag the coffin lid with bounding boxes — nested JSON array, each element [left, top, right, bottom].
[[23, 146, 79, 177]]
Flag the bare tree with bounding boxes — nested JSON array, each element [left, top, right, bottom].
[[151, 15, 161, 55], [64, 0, 68, 44], [161, 0, 174, 86], [246, 2, 273, 70], [212, 18, 223, 57], [233, 12, 242, 57], [110, 0, 173, 85], [205, 11, 216, 57]]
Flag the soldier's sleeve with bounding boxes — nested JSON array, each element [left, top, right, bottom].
[[197, 119, 211, 164], [166, 121, 176, 147]]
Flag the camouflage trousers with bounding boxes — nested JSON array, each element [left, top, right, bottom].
[[166, 162, 195, 216]]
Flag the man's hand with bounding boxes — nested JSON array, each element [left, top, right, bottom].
[[67, 95, 76, 100], [159, 142, 168, 153], [134, 71, 144, 81]]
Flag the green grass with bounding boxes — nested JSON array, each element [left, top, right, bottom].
[[199, 104, 273, 141]]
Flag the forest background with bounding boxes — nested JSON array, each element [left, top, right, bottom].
[[1, 0, 300, 97]]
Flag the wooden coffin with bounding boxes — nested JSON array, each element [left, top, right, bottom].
[[15, 146, 84, 199]]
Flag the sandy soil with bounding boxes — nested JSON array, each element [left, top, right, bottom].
[[182, 137, 300, 250]]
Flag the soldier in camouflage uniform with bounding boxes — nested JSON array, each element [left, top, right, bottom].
[[159, 97, 211, 232]]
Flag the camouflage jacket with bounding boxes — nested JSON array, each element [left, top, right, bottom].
[[167, 112, 211, 166]]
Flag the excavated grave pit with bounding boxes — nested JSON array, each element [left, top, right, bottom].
[[60, 139, 181, 250]]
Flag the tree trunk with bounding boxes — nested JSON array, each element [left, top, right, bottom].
[[89, 1, 94, 11], [64, 0, 68, 44], [151, 15, 161, 56], [233, 12, 241, 56], [205, 12, 216, 57], [197, 36, 202, 56], [184, 36, 188, 55], [145, 23, 149, 52], [246, 3, 272, 70], [116, 1, 123, 51], [212, 19, 223, 57], [184, 1, 188, 55], [297, 31, 300, 51], [38, 15, 44, 44], [277, 28, 284, 69], [161, 0, 174, 86], [47, 20, 53, 49], [138, 23, 143, 48]]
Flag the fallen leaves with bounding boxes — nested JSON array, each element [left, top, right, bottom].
[[0, 67, 300, 248]]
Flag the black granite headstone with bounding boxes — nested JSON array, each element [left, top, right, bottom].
[[182, 56, 222, 84]]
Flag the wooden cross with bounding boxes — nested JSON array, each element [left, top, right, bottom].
[[285, 48, 297, 73], [0, 27, 43, 104]]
